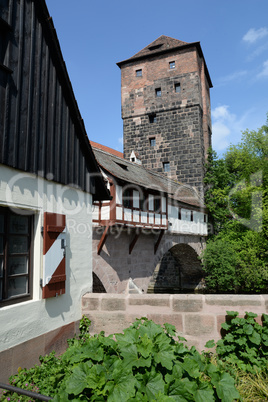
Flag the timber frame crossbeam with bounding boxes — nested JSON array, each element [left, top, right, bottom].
[[154, 230, 165, 254], [97, 224, 110, 255]]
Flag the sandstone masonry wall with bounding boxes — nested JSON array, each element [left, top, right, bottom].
[[82, 293, 268, 351]]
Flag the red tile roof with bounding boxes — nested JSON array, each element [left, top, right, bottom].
[[90, 141, 124, 159]]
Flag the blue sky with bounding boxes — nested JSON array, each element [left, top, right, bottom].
[[46, 0, 268, 157]]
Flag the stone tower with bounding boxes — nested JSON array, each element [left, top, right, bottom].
[[117, 35, 212, 193]]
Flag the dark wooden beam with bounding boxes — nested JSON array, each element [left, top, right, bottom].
[[129, 232, 140, 254], [97, 225, 109, 255], [154, 230, 165, 254]]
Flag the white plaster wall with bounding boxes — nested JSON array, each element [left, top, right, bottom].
[[0, 164, 93, 352]]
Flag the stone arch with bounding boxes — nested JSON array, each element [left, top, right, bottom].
[[147, 242, 204, 293], [92, 272, 107, 293]]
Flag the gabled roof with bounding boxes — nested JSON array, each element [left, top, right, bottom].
[[117, 35, 212, 88], [127, 35, 189, 60], [91, 145, 205, 209]]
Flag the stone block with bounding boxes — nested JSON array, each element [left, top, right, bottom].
[[82, 294, 101, 311], [87, 312, 132, 336], [101, 295, 126, 311], [173, 295, 203, 312], [205, 295, 262, 307], [147, 313, 183, 332], [185, 314, 215, 336], [128, 294, 170, 307]]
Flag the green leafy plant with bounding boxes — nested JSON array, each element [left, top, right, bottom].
[[207, 311, 268, 374], [1, 317, 240, 402]]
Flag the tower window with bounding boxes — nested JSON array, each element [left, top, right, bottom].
[[149, 113, 157, 123], [149, 137, 156, 147], [136, 69, 142, 77], [169, 61, 175, 69], [155, 88, 161, 97], [178, 208, 181, 220], [163, 162, 170, 172], [191, 211, 194, 222], [175, 83, 181, 93]]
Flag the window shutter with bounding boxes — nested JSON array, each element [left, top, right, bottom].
[[42, 212, 66, 299]]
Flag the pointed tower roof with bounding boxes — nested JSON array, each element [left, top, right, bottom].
[[117, 35, 212, 87], [129, 35, 189, 60]]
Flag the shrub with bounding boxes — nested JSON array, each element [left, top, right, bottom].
[[1, 317, 240, 402]]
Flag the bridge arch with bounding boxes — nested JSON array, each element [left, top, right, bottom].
[[147, 238, 205, 293]]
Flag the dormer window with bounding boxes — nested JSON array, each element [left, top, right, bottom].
[[129, 150, 141, 164], [148, 44, 163, 51]]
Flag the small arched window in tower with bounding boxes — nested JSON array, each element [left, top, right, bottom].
[[163, 162, 170, 172], [175, 83, 181, 93]]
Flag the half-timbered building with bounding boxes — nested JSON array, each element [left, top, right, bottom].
[[91, 142, 207, 294]]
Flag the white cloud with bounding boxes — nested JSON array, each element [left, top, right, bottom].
[[257, 60, 268, 78], [211, 106, 256, 153], [247, 43, 268, 61], [212, 106, 235, 151], [243, 27, 268, 44], [118, 136, 123, 145], [215, 70, 248, 87]]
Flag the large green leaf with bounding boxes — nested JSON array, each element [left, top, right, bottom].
[[169, 378, 196, 400], [249, 330, 261, 345], [137, 333, 153, 358], [193, 383, 214, 402], [212, 372, 240, 402], [121, 344, 151, 369], [154, 348, 175, 371], [66, 363, 91, 395], [106, 369, 137, 402], [144, 371, 166, 399], [182, 357, 200, 379]]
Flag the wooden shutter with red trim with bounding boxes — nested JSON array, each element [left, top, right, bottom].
[[42, 212, 66, 299]]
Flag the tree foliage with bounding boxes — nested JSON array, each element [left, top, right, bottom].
[[202, 117, 268, 293]]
